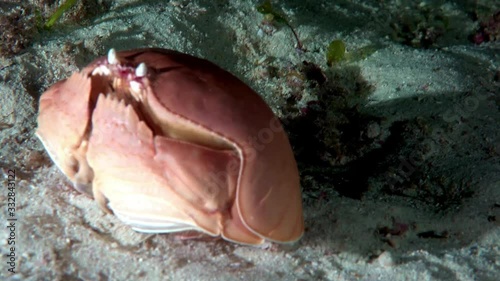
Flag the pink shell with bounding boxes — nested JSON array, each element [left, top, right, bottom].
[[36, 48, 304, 245]]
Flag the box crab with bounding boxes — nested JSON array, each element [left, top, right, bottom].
[[36, 48, 303, 245]]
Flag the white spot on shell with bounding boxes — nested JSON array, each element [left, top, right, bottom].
[[107, 48, 118, 65], [135, 63, 147, 77]]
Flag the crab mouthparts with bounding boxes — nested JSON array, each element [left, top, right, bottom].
[[90, 49, 149, 104], [87, 49, 233, 152]]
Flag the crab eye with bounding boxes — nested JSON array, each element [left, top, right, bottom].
[[135, 63, 147, 77], [107, 48, 118, 64]]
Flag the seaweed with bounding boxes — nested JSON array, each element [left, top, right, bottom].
[[256, 0, 304, 51], [44, 0, 78, 29], [326, 39, 380, 66], [326, 39, 346, 66]]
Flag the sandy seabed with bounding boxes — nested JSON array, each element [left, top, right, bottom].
[[0, 0, 499, 280]]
